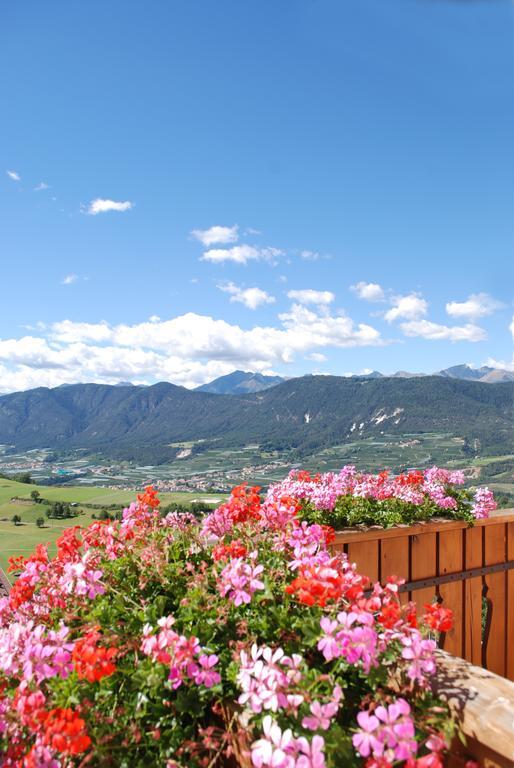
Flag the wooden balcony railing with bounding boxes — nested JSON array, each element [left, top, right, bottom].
[[333, 509, 514, 680]]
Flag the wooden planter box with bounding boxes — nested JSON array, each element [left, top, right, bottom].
[[332, 509, 514, 680]]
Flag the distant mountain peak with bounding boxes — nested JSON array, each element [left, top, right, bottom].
[[351, 370, 383, 379], [437, 364, 496, 381], [195, 370, 285, 395]]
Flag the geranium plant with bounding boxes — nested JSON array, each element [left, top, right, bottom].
[[0, 468, 495, 767], [275, 466, 496, 528]]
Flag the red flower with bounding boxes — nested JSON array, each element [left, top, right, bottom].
[[378, 601, 402, 629], [320, 525, 335, 546], [39, 708, 91, 755], [285, 560, 352, 607], [212, 540, 248, 562], [423, 603, 454, 633], [406, 602, 418, 629], [397, 470, 424, 487], [72, 630, 117, 683], [216, 483, 262, 526], [137, 485, 161, 509], [56, 526, 83, 561], [365, 758, 394, 768], [9, 579, 35, 610]]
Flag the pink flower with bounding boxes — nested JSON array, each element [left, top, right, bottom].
[[295, 735, 327, 768], [317, 617, 340, 661], [251, 716, 295, 768], [141, 616, 217, 689], [353, 700, 417, 762], [237, 644, 304, 714], [471, 487, 496, 519], [193, 654, 221, 688], [352, 711, 383, 758], [218, 552, 265, 606], [302, 699, 339, 731], [401, 630, 437, 685]]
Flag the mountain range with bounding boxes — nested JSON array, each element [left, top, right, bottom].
[[193, 365, 514, 396], [0, 375, 512, 464]]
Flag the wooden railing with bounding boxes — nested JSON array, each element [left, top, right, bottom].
[[434, 650, 514, 768], [333, 509, 514, 680]]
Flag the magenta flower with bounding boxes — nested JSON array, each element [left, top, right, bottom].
[[302, 699, 339, 731], [295, 734, 327, 768], [218, 552, 264, 606], [352, 710, 383, 758], [193, 654, 221, 688], [353, 699, 418, 762]]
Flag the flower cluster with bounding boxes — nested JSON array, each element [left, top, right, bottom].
[[217, 551, 265, 606], [353, 699, 417, 762], [141, 616, 220, 689], [237, 645, 304, 714], [0, 473, 474, 767], [264, 466, 496, 528], [72, 629, 117, 683]]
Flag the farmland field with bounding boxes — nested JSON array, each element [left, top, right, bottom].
[[1, 432, 513, 577], [0, 479, 223, 574]]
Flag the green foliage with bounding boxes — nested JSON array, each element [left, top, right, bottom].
[[298, 489, 476, 529], [45, 501, 78, 519], [0, 377, 512, 463]]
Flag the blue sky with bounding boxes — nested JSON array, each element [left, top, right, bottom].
[[1, 0, 513, 391]]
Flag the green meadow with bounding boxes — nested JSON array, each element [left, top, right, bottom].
[[0, 479, 224, 575]]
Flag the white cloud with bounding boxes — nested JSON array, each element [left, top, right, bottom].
[[351, 281, 385, 302], [287, 289, 335, 306], [62, 274, 78, 285], [510, 314, 514, 341], [218, 282, 276, 310], [34, 181, 49, 191], [400, 320, 487, 342], [385, 293, 428, 322], [0, 306, 384, 393], [87, 198, 134, 215], [51, 320, 112, 343], [191, 225, 239, 246], [201, 245, 283, 265], [306, 352, 327, 362], [485, 356, 514, 373], [446, 292, 504, 321], [300, 250, 321, 261], [6, 170, 20, 181]]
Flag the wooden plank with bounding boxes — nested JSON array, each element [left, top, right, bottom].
[[434, 650, 514, 768], [438, 529, 464, 658], [464, 526, 483, 667], [507, 522, 514, 682], [484, 523, 507, 677], [410, 532, 437, 607], [347, 540, 379, 584], [381, 535, 409, 603], [332, 509, 514, 546]]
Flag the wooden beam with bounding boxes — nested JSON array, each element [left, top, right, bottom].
[[433, 650, 514, 767]]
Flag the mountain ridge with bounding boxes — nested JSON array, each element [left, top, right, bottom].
[[195, 365, 514, 395], [0, 376, 512, 463]]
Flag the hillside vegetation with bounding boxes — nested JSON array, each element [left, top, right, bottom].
[[0, 376, 512, 463]]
